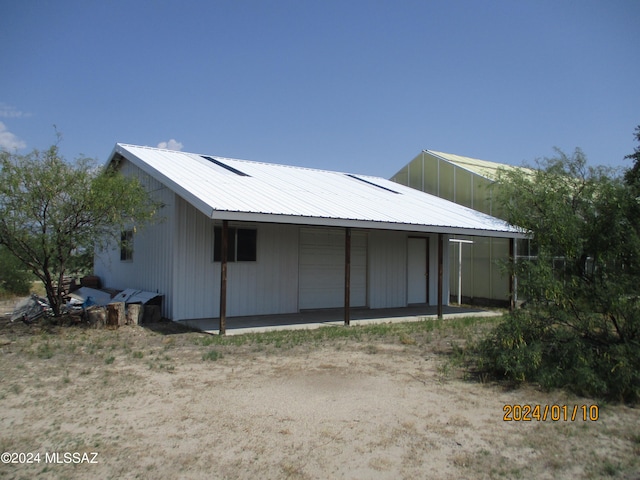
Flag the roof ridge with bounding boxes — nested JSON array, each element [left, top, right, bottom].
[[426, 149, 507, 167], [118, 143, 385, 180]]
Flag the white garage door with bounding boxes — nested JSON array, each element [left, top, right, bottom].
[[299, 227, 367, 310]]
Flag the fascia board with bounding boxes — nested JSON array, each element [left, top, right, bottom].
[[112, 144, 215, 218], [207, 210, 528, 239]]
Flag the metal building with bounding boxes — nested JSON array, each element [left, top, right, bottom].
[[391, 150, 529, 306], [95, 144, 524, 327]]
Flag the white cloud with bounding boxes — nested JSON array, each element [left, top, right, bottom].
[[157, 139, 184, 151], [0, 103, 31, 118], [0, 122, 26, 151]]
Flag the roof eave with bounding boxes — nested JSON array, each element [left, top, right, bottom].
[[207, 210, 528, 238]]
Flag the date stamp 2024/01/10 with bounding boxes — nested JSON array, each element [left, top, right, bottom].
[[503, 404, 599, 422]]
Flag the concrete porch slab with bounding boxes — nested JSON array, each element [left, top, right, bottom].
[[177, 305, 504, 336]]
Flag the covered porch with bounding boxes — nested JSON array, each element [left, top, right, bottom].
[[178, 305, 503, 336]]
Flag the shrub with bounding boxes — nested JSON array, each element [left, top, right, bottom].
[[478, 144, 640, 403], [477, 308, 640, 402]]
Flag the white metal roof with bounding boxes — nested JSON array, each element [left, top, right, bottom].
[[108, 144, 525, 238]]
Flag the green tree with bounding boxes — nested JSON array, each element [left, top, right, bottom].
[[0, 144, 159, 317], [0, 245, 33, 296], [624, 125, 640, 194], [477, 147, 640, 401]]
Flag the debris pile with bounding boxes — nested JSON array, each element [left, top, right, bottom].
[[10, 295, 51, 324], [7, 284, 163, 328]]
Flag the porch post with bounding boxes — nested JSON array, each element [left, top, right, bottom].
[[437, 233, 443, 320], [219, 220, 228, 335], [344, 227, 351, 326]]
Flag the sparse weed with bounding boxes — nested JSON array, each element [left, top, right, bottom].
[[193, 335, 217, 346], [202, 349, 221, 361], [36, 342, 55, 359], [436, 361, 451, 380], [399, 333, 416, 345], [365, 344, 379, 355], [601, 460, 621, 477]]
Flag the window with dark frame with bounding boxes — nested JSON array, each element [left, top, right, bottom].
[[213, 227, 257, 262], [120, 230, 134, 262], [236, 229, 257, 261]]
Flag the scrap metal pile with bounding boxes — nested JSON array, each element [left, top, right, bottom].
[[8, 287, 162, 327]]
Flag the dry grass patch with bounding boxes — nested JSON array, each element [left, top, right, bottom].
[[0, 307, 638, 479]]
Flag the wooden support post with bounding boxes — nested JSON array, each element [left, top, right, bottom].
[[437, 234, 443, 320], [219, 220, 228, 335], [344, 227, 351, 326]]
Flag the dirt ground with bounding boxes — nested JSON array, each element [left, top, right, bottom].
[[0, 299, 638, 480]]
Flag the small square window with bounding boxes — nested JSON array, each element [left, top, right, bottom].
[[236, 229, 257, 261], [120, 230, 134, 262], [213, 226, 257, 262]]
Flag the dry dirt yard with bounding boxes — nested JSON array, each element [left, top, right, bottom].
[[0, 299, 639, 480]]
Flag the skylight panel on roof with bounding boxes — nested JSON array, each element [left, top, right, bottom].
[[345, 174, 400, 194], [201, 156, 250, 177]]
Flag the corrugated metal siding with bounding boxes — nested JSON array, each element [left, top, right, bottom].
[[368, 231, 407, 308], [403, 234, 449, 307], [298, 227, 367, 309], [112, 144, 522, 238], [172, 195, 215, 320], [391, 149, 515, 303], [407, 237, 428, 304], [391, 151, 499, 215], [94, 160, 175, 318], [172, 197, 299, 320], [228, 222, 299, 316]]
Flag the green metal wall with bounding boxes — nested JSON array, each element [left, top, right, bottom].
[[392, 151, 511, 304]]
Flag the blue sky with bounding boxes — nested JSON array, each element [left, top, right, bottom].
[[1, 0, 638, 178]]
